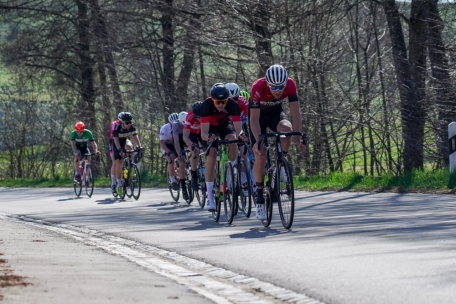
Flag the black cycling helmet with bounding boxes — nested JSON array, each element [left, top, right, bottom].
[[210, 83, 230, 101], [191, 101, 202, 117], [119, 112, 133, 122]]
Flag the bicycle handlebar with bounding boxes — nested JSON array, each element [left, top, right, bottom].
[[258, 132, 307, 150]]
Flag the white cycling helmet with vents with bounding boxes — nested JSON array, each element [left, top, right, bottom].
[[265, 64, 288, 86], [168, 112, 179, 123], [225, 83, 240, 98], [178, 111, 188, 124]]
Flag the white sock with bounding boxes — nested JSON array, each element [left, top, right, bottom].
[[75, 169, 79, 176], [116, 179, 122, 187], [206, 182, 214, 200], [169, 175, 175, 183], [230, 160, 237, 167], [111, 174, 116, 185]]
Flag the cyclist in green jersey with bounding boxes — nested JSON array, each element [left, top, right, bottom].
[[71, 121, 101, 182]]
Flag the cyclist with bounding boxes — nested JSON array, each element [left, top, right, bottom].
[[71, 121, 101, 182], [109, 113, 133, 193], [201, 83, 245, 211], [112, 112, 143, 196], [249, 64, 306, 220], [183, 101, 203, 192], [239, 90, 251, 103], [160, 113, 179, 191], [172, 111, 190, 201], [225, 83, 250, 195]]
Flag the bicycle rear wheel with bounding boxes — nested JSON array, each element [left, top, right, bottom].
[[237, 159, 252, 217], [223, 163, 236, 224], [130, 164, 141, 200], [277, 158, 295, 229], [73, 180, 82, 198], [85, 165, 94, 197]]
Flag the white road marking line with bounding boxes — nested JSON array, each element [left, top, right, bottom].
[[1, 213, 325, 304]]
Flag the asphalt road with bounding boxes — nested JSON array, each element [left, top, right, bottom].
[[0, 187, 455, 304]]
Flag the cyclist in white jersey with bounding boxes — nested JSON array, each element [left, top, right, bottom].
[[160, 113, 179, 190]]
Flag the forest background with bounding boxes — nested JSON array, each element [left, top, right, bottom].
[[1, 0, 456, 192]]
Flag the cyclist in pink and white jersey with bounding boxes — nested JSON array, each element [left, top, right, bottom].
[[109, 113, 133, 192]]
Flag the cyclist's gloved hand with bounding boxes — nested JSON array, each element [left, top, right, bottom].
[[138, 146, 144, 158], [191, 143, 199, 151], [294, 135, 306, 149], [238, 133, 248, 142], [207, 133, 216, 143], [118, 148, 124, 156], [95, 150, 101, 156]]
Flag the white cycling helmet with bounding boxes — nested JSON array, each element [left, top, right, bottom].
[[265, 64, 288, 86], [178, 111, 187, 124], [168, 112, 179, 123], [225, 83, 240, 98]]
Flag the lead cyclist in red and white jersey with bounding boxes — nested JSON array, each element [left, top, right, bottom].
[[249, 64, 306, 220]]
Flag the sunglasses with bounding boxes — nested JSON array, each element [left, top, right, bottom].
[[269, 84, 286, 91], [213, 99, 228, 105], [124, 121, 132, 125]]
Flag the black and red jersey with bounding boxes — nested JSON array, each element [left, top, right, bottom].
[[200, 97, 241, 126], [250, 78, 298, 113]]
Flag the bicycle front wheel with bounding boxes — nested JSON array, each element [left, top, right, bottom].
[[85, 165, 94, 197], [277, 158, 295, 229], [130, 164, 141, 200], [223, 163, 236, 224], [212, 162, 221, 222], [167, 171, 180, 202], [74, 180, 82, 198]]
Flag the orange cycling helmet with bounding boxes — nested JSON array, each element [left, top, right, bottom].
[[74, 121, 85, 131]]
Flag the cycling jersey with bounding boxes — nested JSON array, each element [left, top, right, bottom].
[[112, 123, 137, 141], [250, 78, 298, 113], [200, 97, 241, 126], [70, 129, 94, 149], [159, 123, 173, 143], [184, 111, 201, 134], [109, 120, 120, 140], [237, 96, 249, 117]]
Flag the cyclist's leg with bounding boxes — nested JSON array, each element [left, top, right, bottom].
[[109, 140, 116, 188], [203, 126, 219, 211], [189, 133, 200, 190], [276, 111, 292, 152], [113, 144, 124, 193], [219, 120, 238, 166]]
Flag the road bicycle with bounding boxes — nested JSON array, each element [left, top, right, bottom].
[[233, 142, 252, 218], [166, 151, 194, 204], [207, 138, 243, 224], [115, 148, 142, 200], [73, 153, 95, 198], [257, 131, 306, 229], [181, 149, 195, 205]]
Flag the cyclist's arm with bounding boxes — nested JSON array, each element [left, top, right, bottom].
[[201, 122, 210, 142], [233, 120, 243, 138], [90, 140, 99, 153], [173, 134, 182, 154], [289, 102, 302, 133], [183, 128, 192, 147], [249, 108, 261, 143], [71, 141, 78, 154], [159, 139, 170, 154], [132, 135, 141, 148], [113, 137, 122, 150]]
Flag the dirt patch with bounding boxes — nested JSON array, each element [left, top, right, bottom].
[[0, 251, 32, 300]]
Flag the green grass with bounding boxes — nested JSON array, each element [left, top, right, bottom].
[[0, 170, 168, 188], [2, 167, 456, 194], [294, 168, 456, 194]]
